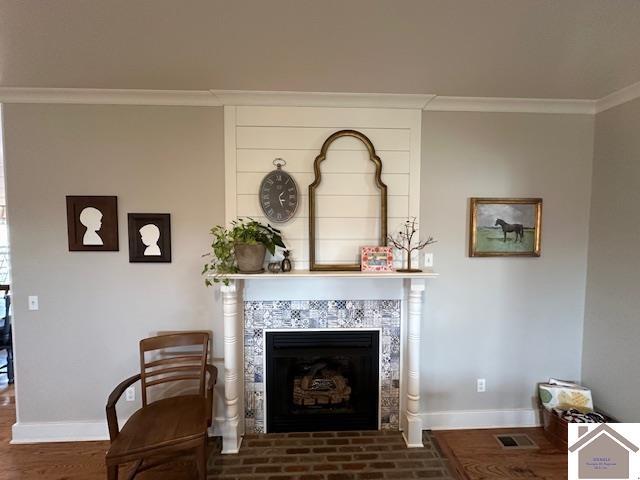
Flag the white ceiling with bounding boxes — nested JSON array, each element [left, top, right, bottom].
[[1, 0, 639, 100]]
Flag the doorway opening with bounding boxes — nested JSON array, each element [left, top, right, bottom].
[[0, 105, 13, 390]]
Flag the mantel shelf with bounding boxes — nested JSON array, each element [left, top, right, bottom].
[[219, 269, 439, 280]]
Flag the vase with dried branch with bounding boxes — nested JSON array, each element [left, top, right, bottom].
[[387, 218, 436, 272]]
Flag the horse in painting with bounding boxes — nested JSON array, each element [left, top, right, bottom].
[[494, 219, 524, 242]]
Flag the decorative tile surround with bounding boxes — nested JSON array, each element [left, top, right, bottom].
[[243, 299, 402, 433]]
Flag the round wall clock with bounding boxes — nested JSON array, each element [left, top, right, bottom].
[[259, 158, 299, 223]]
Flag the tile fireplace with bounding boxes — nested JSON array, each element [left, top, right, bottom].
[[216, 270, 436, 454], [245, 300, 401, 434]]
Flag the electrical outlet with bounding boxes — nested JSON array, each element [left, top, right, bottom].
[[424, 253, 434, 268], [28, 296, 39, 311], [477, 378, 486, 393], [125, 386, 136, 402]]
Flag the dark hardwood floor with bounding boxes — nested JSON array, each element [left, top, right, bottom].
[[0, 371, 565, 480], [0, 376, 452, 480], [433, 427, 568, 480], [0, 379, 203, 479]]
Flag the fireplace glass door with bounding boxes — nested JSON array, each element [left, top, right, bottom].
[[265, 330, 379, 432]]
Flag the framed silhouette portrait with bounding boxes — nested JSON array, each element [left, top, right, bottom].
[[128, 213, 171, 263], [66, 196, 119, 251]]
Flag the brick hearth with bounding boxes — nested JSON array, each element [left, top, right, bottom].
[[208, 430, 453, 480]]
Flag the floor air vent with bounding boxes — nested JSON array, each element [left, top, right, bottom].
[[495, 434, 538, 449]]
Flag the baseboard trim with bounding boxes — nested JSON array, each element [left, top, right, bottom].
[[11, 416, 227, 444], [11, 410, 538, 444], [11, 420, 110, 444], [422, 408, 541, 431]]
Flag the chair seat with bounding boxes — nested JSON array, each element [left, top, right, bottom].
[[106, 394, 207, 460]]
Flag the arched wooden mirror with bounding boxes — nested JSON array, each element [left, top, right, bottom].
[[308, 129, 388, 271]]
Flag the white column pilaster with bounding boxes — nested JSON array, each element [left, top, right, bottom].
[[403, 278, 425, 447], [221, 280, 243, 453]]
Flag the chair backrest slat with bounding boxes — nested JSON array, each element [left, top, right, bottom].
[[139, 332, 209, 406], [145, 375, 202, 388], [144, 355, 204, 369], [144, 365, 202, 378]]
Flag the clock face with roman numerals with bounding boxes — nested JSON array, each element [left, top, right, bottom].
[[259, 168, 299, 223]]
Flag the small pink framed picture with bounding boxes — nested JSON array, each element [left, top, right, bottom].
[[360, 246, 394, 272]]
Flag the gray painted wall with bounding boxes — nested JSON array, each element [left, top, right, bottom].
[[420, 111, 595, 413], [1, 104, 597, 428], [582, 98, 640, 422], [2, 104, 225, 423]]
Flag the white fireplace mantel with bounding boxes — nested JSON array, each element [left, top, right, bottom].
[[224, 270, 438, 280], [216, 270, 437, 454]]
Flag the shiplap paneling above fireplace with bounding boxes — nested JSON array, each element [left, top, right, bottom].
[[224, 106, 421, 269]]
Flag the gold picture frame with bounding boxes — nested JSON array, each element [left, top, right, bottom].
[[309, 130, 388, 271], [469, 198, 542, 257]]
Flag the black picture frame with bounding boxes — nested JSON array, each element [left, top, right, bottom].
[[127, 213, 171, 263], [66, 196, 119, 251]]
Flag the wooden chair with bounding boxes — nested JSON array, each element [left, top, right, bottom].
[[105, 332, 217, 479], [0, 285, 13, 384]]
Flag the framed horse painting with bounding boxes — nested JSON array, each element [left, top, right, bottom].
[[469, 198, 542, 257]]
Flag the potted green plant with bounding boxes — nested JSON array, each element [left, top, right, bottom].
[[203, 218, 285, 285]]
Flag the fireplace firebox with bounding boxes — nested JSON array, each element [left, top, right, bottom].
[[265, 330, 380, 433]]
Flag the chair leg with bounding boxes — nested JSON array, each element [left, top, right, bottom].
[[107, 464, 118, 480], [7, 347, 13, 384], [196, 437, 208, 480]]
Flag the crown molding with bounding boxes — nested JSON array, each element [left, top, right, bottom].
[[0, 87, 221, 106], [4, 86, 640, 114], [0, 87, 433, 109], [211, 90, 434, 109], [424, 96, 596, 114], [595, 80, 640, 113]]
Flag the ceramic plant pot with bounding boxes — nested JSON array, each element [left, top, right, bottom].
[[234, 243, 267, 273]]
